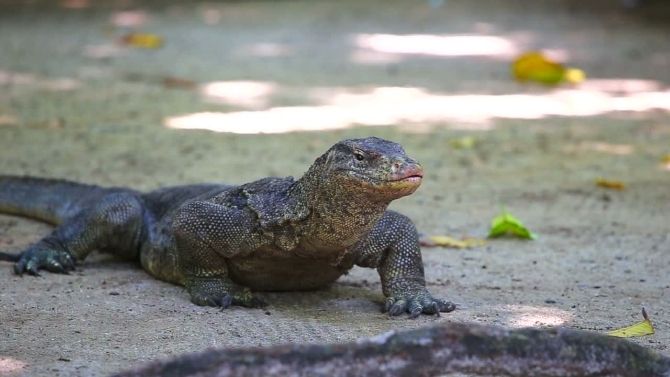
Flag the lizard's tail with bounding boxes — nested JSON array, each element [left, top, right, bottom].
[[0, 176, 103, 225], [0, 252, 20, 262]]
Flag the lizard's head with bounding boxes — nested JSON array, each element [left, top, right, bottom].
[[317, 137, 423, 200]]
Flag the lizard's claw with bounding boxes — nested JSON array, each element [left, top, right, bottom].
[[14, 247, 76, 276], [187, 278, 266, 309], [383, 290, 455, 318]]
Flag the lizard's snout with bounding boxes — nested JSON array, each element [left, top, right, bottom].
[[389, 160, 423, 183], [378, 159, 423, 198]]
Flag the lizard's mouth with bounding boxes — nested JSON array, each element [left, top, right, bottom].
[[390, 173, 423, 183], [348, 162, 423, 196], [378, 164, 424, 193], [388, 163, 424, 183], [383, 175, 422, 189]]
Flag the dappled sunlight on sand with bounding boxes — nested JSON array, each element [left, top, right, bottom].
[[580, 79, 662, 94], [0, 357, 26, 375], [83, 43, 126, 59], [166, 81, 670, 134], [350, 50, 404, 65], [237, 43, 292, 58], [200, 81, 277, 109], [166, 107, 359, 134], [111, 10, 148, 28], [501, 305, 572, 328], [354, 33, 519, 59], [575, 142, 634, 155], [0, 70, 80, 91]]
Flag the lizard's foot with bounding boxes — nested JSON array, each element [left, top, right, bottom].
[[186, 278, 266, 309], [384, 286, 455, 319], [14, 246, 76, 276]]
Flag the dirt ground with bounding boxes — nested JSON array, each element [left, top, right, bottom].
[[0, 0, 669, 376]]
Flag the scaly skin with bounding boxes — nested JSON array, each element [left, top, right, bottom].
[[115, 322, 670, 377], [0, 137, 454, 317]]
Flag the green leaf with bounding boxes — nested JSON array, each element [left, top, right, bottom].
[[488, 211, 537, 240]]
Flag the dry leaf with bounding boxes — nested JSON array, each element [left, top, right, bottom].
[[512, 51, 584, 85], [421, 235, 487, 249], [162, 76, 197, 90], [0, 115, 18, 127], [450, 136, 476, 149], [120, 33, 164, 49], [662, 154, 670, 170], [596, 178, 625, 190], [607, 308, 655, 338]]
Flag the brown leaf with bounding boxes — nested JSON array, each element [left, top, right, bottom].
[[596, 178, 625, 190], [162, 77, 197, 90], [120, 33, 164, 49]]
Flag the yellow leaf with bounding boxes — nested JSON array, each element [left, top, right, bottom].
[[421, 235, 487, 249], [596, 178, 625, 190], [607, 308, 655, 338], [120, 33, 164, 49], [512, 51, 585, 85], [662, 154, 670, 168], [450, 136, 476, 150]]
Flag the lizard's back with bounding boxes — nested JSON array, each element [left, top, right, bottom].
[[141, 183, 231, 219]]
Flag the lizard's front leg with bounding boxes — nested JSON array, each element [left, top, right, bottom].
[[14, 192, 144, 275], [353, 211, 455, 318], [172, 201, 266, 309]]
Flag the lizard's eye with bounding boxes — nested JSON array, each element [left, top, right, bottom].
[[353, 151, 365, 161]]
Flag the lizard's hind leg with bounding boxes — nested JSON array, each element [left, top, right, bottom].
[[13, 192, 145, 275]]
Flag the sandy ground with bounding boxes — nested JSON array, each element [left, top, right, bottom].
[[0, 0, 669, 376]]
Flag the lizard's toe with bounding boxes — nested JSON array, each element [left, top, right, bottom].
[[59, 252, 77, 272], [234, 295, 266, 308], [43, 259, 67, 274], [388, 299, 408, 316], [385, 289, 456, 318], [435, 298, 456, 313], [13, 247, 75, 276], [13, 258, 26, 276], [187, 278, 263, 310], [218, 294, 233, 310], [25, 259, 41, 276], [231, 288, 266, 308], [408, 299, 423, 319], [191, 292, 232, 308], [419, 297, 440, 315], [383, 297, 395, 313]]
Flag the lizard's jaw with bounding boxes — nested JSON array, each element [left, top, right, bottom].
[[358, 163, 424, 199], [388, 162, 423, 184], [382, 170, 422, 197]]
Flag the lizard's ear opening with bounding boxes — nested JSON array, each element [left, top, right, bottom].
[[306, 148, 337, 179], [322, 149, 337, 172]]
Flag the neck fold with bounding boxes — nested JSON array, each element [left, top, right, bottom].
[[289, 165, 390, 251]]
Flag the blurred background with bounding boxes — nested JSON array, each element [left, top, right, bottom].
[[0, 1, 669, 376]]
